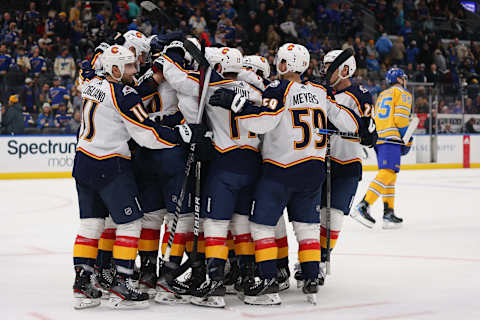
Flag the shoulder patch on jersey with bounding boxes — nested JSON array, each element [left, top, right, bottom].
[[268, 80, 280, 88], [122, 85, 138, 96]]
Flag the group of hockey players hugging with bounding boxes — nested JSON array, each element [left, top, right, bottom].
[[71, 29, 397, 310]]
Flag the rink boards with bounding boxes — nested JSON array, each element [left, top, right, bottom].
[[0, 134, 479, 179]]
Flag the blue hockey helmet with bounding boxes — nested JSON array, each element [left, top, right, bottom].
[[385, 67, 407, 85]]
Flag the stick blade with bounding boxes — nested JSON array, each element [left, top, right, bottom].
[[183, 39, 209, 69], [140, 1, 157, 11]]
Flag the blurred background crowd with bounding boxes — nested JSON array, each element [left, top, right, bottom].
[[0, 0, 479, 135]]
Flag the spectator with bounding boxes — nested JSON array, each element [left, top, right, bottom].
[[441, 123, 454, 134], [128, 0, 141, 19], [223, 1, 237, 20], [48, 77, 70, 113], [464, 98, 476, 114], [66, 110, 81, 134], [375, 33, 392, 62], [83, 2, 93, 22], [366, 52, 380, 80], [30, 46, 47, 77], [54, 12, 72, 40], [451, 99, 463, 114], [15, 47, 31, 73], [466, 78, 480, 100], [69, 1, 82, 23], [424, 109, 438, 134], [6, 63, 25, 98], [55, 102, 72, 129], [54, 47, 76, 86], [189, 8, 207, 33], [1, 94, 24, 134], [266, 25, 280, 51], [37, 83, 50, 107], [433, 49, 447, 73], [36, 102, 56, 129], [20, 78, 36, 113], [366, 39, 377, 58], [465, 118, 478, 133], [70, 86, 82, 112], [390, 36, 406, 66], [0, 43, 13, 101], [413, 63, 427, 82], [426, 63, 441, 87], [406, 40, 419, 65]]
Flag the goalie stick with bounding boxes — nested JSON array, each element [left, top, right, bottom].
[[159, 40, 212, 282]]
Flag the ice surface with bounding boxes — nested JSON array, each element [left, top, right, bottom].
[[1, 169, 479, 320]]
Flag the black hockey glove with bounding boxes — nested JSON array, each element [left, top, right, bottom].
[[175, 123, 208, 145], [209, 88, 246, 112], [194, 135, 216, 162], [359, 117, 378, 148], [401, 137, 414, 156], [154, 111, 184, 128]]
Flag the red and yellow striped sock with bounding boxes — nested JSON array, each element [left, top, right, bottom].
[[255, 237, 278, 279], [73, 235, 98, 266], [298, 239, 320, 279], [96, 228, 115, 268], [138, 228, 160, 260], [112, 235, 138, 274]]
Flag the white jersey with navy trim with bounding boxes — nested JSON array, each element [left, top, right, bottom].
[[330, 84, 373, 166], [239, 80, 359, 168], [76, 77, 179, 160], [237, 69, 266, 90]]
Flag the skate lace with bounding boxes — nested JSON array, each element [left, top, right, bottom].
[[103, 268, 114, 284], [126, 278, 143, 295]]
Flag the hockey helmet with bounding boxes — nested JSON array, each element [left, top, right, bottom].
[[386, 67, 407, 85], [275, 43, 310, 75], [323, 49, 356, 80], [218, 47, 243, 75], [123, 30, 151, 58], [243, 55, 271, 78], [102, 45, 136, 81]]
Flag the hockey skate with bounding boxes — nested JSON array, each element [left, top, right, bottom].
[[351, 200, 376, 228], [277, 266, 290, 291], [234, 262, 255, 301], [224, 258, 241, 294], [190, 279, 226, 308], [93, 264, 114, 300], [383, 206, 403, 229], [73, 266, 102, 309], [302, 278, 319, 305], [138, 256, 157, 299], [109, 273, 149, 309], [244, 278, 281, 305], [294, 262, 325, 289]]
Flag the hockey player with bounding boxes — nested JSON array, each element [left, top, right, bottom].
[[161, 45, 263, 308], [239, 55, 291, 292], [294, 49, 377, 287], [351, 68, 413, 229], [71, 45, 207, 309], [209, 43, 375, 305]]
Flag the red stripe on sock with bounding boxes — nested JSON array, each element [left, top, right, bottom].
[[299, 239, 321, 251], [101, 228, 116, 240], [205, 237, 227, 247], [74, 235, 98, 247], [114, 236, 138, 248], [140, 228, 160, 240], [255, 237, 277, 250], [227, 231, 233, 240], [275, 236, 288, 247], [320, 227, 340, 239], [234, 233, 253, 244], [186, 232, 194, 242]]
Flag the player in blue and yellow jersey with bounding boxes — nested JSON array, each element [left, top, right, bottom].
[[351, 68, 413, 229]]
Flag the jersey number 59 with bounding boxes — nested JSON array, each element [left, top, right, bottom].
[[290, 108, 327, 149]]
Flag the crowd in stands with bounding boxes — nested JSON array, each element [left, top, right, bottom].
[[0, 0, 479, 136]]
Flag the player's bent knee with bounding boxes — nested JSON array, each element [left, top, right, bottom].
[[231, 213, 250, 235], [204, 218, 229, 238], [320, 208, 344, 231], [78, 218, 105, 239], [142, 209, 167, 229], [274, 215, 287, 238], [292, 221, 320, 241], [116, 218, 142, 238], [250, 222, 276, 241]]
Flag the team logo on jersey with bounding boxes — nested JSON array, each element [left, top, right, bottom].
[[124, 207, 132, 216], [287, 44, 295, 51], [111, 46, 119, 54], [122, 85, 138, 96], [260, 57, 266, 62], [136, 32, 143, 38], [268, 80, 280, 88], [221, 48, 229, 55]]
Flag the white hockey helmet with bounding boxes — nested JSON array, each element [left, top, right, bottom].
[[102, 45, 136, 81], [243, 55, 270, 78], [205, 47, 222, 68], [123, 30, 151, 58], [323, 49, 356, 80], [218, 47, 243, 75], [275, 43, 310, 75]]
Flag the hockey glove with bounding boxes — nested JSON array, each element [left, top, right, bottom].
[[175, 123, 208, 144], [154, 111, 184, 127], [209, 88, 247, 113], [359, 116, 378, 148], [401, 137, 414, 156], [194, 135, 216, 162]]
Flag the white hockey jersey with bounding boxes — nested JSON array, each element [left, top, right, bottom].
[[239, 80, 359, 168], [76, 77, 179, 161], [162, 54, 263, 153], [329, 84, 373, 175], [237, 69, 266, 90]]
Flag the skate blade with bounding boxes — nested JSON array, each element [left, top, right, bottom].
[[139, 285, 157, 300], [295, 279, 304, 289], [154, 291, 191, 304], [73, 294, 101, 309], [244, 293, 281, 305], [190, 296, 226, 308], [350, 212, 375, 228], [306, 293, 317, 305], [237, 291, 245, 301], [94, 285, 110, 300], [109, 296, 149, 309], [225, 284, 237, 295], [279, 280, 290, 292], [382, 221, 402, 229]]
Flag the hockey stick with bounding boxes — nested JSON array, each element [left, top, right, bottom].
[[140, 1, 179, 30], [315, 128, 410, 145], [325, 134, 332, 275], [160, 40, 212, 282]]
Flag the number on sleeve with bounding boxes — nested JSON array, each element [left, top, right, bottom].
[[130, 103, 149, 122], [80, 98, 99, 141]]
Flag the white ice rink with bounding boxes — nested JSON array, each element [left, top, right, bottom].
[[1, 169, 479, 320]]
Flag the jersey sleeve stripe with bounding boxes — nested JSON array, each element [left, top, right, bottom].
[[187, 75, 200, 83], [141, 91, 158, 101], [334, 103, 359, 131], [395, 105, 410, 112], [344, 91, 363, 116], [246, 82, 263, 95], [163, 54, 188, 73], [283, 81, 294, 104], [209, 79, 234, 86], [330, 156, 362, 165], [394, 113, 410, 119], [236, 106, 285, 119], [109, 84, 176, 147], [90, 52, 101, 69]]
